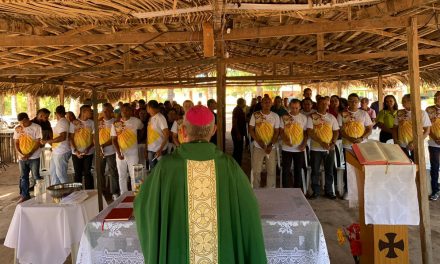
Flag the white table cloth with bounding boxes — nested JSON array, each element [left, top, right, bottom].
[[77, 189, 330, 264], [4, 190, 105, 264], [364, 165, 419, 225]]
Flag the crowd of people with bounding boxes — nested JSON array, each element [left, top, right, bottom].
[[12, 89, 440, 203]]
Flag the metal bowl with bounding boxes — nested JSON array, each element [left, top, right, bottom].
[[47, 183, 83, 203]]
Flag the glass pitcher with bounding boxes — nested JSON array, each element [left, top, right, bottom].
[[34, 179, 45, 203], [132, 164, 144, 195]]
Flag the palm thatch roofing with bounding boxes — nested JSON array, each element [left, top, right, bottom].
[[0, 0, 439, 100]]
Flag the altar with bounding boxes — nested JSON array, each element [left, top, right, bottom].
[[76, 188, 330, 264]]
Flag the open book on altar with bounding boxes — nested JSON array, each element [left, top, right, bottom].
[[352, 142, 412, 165]]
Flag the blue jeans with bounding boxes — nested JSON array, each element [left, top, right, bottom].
[[19, 158, 41, 199], [310, 150, 335, 195], [50, 151, 71, 185], [72, 154, 94, 189], [429, 146, 440, 194]]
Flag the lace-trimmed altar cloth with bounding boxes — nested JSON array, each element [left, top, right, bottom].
[[77, 189, 330, 264]]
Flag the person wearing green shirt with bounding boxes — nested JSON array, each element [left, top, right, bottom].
[[134, 105, 267, 264], [376, 95, 398, 143]]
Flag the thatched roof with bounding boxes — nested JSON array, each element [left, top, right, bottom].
[[0, 0, 439, 99]]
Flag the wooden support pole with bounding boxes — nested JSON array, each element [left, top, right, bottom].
[[407, 16, 433, 264], [91, 87, 104, 212], [59, 85, 65, 106], [202, 22, 215, 57], [337, 81, 342, 97], [216, 42, 226, 151], [317, 33, 325, 61], [377, 75, 384, 111]]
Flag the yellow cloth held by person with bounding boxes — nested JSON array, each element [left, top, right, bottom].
[[344, 121, 365, 139], [315, 123, 333, 144], [431, 119, 440, 139], [148, 125, 161, 145], [118, 129, 137, 150], [99, 128, 111, 145], [74, 128, 92, 150], [19, 134, 37, 155], [256, 121, 274, 145], [398, 120, 413, 145], [52, 133, 60, 149], [284, 123, 303, 146]]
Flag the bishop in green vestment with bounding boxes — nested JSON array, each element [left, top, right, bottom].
[[134, 105, 267, 264]]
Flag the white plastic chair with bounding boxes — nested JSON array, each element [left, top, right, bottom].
[[276, 143, 282, 188], [335, 141, 345, 196]]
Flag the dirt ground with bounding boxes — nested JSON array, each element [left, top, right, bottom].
[[1, 139, 439, 263]]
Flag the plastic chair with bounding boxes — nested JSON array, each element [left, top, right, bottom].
[[276, 143, 282, 188]]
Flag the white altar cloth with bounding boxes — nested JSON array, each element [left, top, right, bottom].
[[4, 190, 104, 264]]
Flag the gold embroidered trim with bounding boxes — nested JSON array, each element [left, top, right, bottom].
[[187, 160, 218, 264]]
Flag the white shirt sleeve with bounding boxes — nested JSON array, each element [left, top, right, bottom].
[[69, 122, 75, 134], [159, 115, 168, 130], [306, 116, 313, 129], [171, 121, 178, 133], [90, 121, 95, 134], [35, 125, 42, 140], [331, 116, 340, 130], [110, 124, 116, 137], [363, 111, 373, 127], [302, 115, 308, 131], [249, 114, 256, 127], [422, 110, 432, 127], [279, 117, 285, 129], [59, 119, 69, 133], [337, 114, 343, 127], [274, 114, 280, 129]]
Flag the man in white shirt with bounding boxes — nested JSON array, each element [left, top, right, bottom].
[[171, 100, 194, 147], [69, 105, 95, 189], [42, 106, 71, 185], [100, 103, 120, 200], [280, 99, 308, 188], [307, 97, 339, 199], [249, 96, 280, 188], [145, 100, 169, 171], [111, 103, 144, 194], [338, 93, 373, 198], [13, 112, 42, 203], [392, 94, 431, 161]]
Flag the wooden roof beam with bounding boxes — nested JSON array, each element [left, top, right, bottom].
[[0, 15, 433, 47], [3, 47, 440, 77]]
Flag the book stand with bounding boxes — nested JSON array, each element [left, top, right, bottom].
[[346, 151, 409, 264]]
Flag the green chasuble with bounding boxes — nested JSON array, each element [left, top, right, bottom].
[[134, 142, 267, 264]]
